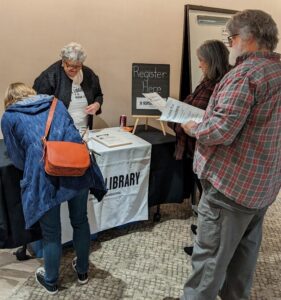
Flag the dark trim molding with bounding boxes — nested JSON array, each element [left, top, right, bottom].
[[179, 5, 238, 100]]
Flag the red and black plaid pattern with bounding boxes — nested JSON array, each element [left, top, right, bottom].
[[173, 79, 216, 160], [194, 51, 281, 209]]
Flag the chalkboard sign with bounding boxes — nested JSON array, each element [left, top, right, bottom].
[[132, 63, 170, 116]]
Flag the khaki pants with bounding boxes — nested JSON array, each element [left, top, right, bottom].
[[181, 183, 267, 300]]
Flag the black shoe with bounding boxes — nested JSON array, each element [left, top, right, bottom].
[[191, 224, 197, 235], [72, 257, 89, 284], [35, 267, 58, 295], [184, 246, 193, 256]]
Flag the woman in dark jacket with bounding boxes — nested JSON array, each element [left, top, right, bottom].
[[174, 40, 230, 161], [33, 42, 103, 130], [170, 40, 230, 255], [1, 83, 106, 294]]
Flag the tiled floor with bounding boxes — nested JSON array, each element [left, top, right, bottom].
[[1, 192, 281, 300]]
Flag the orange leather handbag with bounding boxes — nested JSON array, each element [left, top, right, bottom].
[[42, 98, 90, 176]]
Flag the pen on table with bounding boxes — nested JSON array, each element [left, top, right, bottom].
[[96, 134, 109, 137]]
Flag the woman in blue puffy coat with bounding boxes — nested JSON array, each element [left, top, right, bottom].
[[1, 82, 106, 294]]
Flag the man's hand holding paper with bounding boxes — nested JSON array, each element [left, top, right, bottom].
[[181, 121, 198, 137]]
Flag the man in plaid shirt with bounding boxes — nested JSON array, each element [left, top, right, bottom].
[[180, 10, 281, 300]]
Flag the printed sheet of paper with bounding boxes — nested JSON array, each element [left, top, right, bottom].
[[142, 92, 167, 112], [159, 97, 205, 123], [91, 133, 132, 148]]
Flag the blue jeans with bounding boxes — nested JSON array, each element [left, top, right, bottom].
[[39, 189, 90, 285]]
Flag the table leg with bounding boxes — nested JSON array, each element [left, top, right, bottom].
[[153, 205, 161, 222]]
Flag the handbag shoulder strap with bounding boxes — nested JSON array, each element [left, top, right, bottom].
[[43, 97, 58, 140]]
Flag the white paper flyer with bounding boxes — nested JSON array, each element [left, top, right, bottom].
[[142, 92, 167, 112], [159, 97, 205, 123]]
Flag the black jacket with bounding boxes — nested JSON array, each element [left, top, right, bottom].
[[33, 60, 103, 129], [0, 140, 41, 248]]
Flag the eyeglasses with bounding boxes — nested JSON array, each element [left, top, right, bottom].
[[227, 34, 239, 47], [64, 61, 82, 70]]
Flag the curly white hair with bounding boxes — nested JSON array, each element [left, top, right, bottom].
[[60, 42, 87, 63]]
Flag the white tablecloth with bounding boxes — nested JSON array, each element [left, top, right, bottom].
[[61, 127, 151, 243]]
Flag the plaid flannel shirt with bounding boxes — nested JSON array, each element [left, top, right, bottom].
[[193, 51, 281, 209], [173, 79, 216, 160]]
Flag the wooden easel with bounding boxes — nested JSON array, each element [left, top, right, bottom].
[[132, 115, 166, 135]]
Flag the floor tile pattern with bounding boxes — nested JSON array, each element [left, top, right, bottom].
[[1, 193, 281, 300]]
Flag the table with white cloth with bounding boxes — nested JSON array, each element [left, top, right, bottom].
[[1, 126, 191, 251], [61, 127, 151, 244]]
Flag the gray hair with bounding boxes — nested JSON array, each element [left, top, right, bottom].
[[226, 10, 278, 51], [60, 42, 87, 63], [197, 40, 230, 82]]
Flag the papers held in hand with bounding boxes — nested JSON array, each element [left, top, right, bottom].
[[142, 92, 167, 112], [142, 93, 205, 124], [160, 98, 205, 123], [91, 133, 132, 148]]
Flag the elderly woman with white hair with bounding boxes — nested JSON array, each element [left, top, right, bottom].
[[33, 42, 103, 131]]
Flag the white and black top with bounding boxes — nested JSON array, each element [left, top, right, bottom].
[[68, 83, 88, 129], [33, 60, 103, 129]]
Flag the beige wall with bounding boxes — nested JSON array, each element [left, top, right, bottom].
[[0, 0, 280, 138]]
